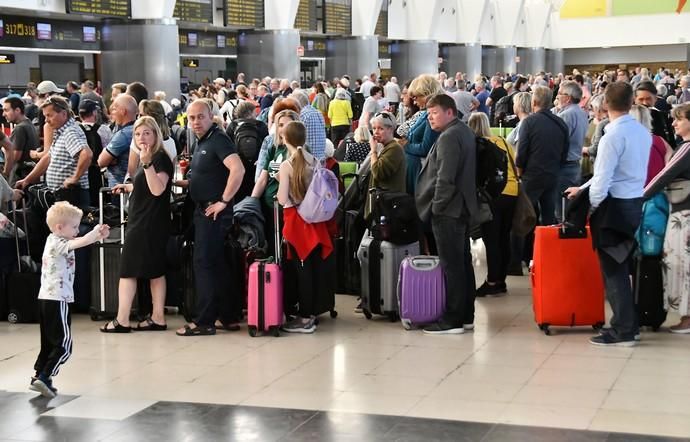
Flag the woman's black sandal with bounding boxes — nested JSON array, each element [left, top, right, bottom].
[[136, 317, 167, 331], [100, 319, 132, 333], [176, 324, 216, 336]]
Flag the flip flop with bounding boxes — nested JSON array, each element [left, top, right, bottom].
[[136, 317, 167, 331], [100, 319, 131, 333], [176, 324, 215, 336]]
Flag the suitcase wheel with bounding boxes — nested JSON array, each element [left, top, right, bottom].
[[330, 310, 338, 319], [387, 312, 398, 322], [539, 324, 551, 336], [248, 326, 258, 337], [363, 309, 373, 320], [269, 326, 280, 337], [7, 311, 19, 324], [401, 319, 412, 330]]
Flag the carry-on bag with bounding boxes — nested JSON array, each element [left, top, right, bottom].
[[633, 255, 667, 331], [6, 197, 41, 323], [398, 255, 445, 330], [531, 198, 605, 335], [89, 188, 132, 321], [247, 200, 283, 337], [357, 232, 419, 321]]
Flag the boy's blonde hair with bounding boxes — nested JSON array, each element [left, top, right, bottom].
[[46, 201, 83, 231]]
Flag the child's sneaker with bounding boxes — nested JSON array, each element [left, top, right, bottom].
[[30, 375, 57, 398]]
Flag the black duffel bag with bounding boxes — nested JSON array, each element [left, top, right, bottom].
[[368, 189, 420, 245]]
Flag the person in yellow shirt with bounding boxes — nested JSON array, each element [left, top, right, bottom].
[[468, 112, 518, 297], [328, 89, 353, 147]]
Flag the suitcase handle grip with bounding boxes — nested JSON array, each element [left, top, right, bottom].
[[409, 256, 439, 269]]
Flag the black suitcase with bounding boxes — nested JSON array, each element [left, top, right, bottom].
[[6, 198, 41, 323], [633, 255, 667, 331], [89, 189, 138, 320], [336, 209, 364, 295]]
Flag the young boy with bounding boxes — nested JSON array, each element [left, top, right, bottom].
[[30, 201, 109, 398]]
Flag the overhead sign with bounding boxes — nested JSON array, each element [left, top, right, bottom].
[[0, 54, 16, 64], [66, 0, 130, 18], [174, 0, 214, 24]]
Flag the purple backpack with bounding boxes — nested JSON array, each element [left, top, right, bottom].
[[298, 160, 339, 224]]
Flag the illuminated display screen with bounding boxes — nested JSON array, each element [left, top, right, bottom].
[[174, 0, 214, 24], [66, 0, 130, 18], [225, 0, 264, 28]]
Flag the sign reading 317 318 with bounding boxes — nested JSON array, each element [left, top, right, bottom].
[[66, 0, 131, 18]]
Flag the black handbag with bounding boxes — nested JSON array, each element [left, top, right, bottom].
[[368, 189, 420, 245], [28, 183, 80, 210]]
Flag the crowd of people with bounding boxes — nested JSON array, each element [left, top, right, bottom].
[[2, 63, 690, 398]]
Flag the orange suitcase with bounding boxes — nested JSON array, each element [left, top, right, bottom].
[[531, 225, 606, 335]]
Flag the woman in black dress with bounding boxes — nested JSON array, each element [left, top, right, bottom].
[[101, 116, 173, 333]]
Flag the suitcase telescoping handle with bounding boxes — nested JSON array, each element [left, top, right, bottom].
[[98, 187, 126, 244], [11, 197, 31, 272], [273, 196, 281, 265]]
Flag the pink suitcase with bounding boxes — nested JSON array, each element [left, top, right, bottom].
[[247, 200, 283, 337], [397, 256, 446, 330]]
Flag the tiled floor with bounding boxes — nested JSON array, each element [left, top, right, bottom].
[[1, 241, 690, 440]]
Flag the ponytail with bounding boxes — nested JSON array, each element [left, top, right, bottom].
[[290, 146, 309, 202]]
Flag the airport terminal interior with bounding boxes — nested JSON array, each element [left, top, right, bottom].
[[2, 0, 690, 440]]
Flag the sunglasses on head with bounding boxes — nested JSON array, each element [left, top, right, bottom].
[[375, 111, 394, 121]]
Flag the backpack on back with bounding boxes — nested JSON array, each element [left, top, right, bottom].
[[80, 123, 103, 164], [233, 120, 261, 166], [475, 136, 508, 200], [636, 193, 670, 256], [298, 161, 340, 224], [494, 93, 517, 126]]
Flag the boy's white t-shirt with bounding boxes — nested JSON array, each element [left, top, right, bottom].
[[38, 234, 75, 303]]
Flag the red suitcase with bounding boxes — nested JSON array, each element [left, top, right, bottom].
[[531, 224, 605, 335], [247, 200, 283, 337]]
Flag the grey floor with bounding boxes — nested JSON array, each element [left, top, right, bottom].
[[1, 391, 688, 442]]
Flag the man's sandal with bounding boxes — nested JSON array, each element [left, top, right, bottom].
[[175, 324, 215, 336], [136, 317, 167, 331], [100, 319, 132, 333]]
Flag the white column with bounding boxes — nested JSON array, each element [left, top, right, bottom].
[[264, 0, 300, 30], [131, 0, 175, 19], [352, 0, 383, 36]]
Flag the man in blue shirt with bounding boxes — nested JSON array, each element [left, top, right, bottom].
[[291, 90, 326, 161], [98, 94, 136, 187], [554, 80, 588, 219], [567, 82, 651, 347], [474, 81, 490, 117]]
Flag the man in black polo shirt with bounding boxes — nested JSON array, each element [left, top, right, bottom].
[[510, 86, 569, 273], [2, 96, 39, 185], [176, 99, 245, 337]]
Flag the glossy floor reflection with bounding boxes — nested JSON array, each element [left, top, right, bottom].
[[1, 241, 690, 440]]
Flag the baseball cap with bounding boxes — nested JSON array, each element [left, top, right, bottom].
[[37, 80, 64, 95], [78, 99, 99, 114]]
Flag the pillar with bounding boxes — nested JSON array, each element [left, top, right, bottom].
[[482, 46, 517, 76], [325, 36, 378, 81], [101, 19, 181, 102], [237, 30, 300, 82], [391, 40, 439, 83], [517, 47, 546, 75], [443, 43, 482, 82], [546, 48, 564, 75]]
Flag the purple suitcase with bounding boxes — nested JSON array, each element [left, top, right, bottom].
[[397, 256, 446, 330]]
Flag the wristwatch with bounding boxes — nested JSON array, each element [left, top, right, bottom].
[[221, 197, 231, 204], [142, 162, 152, 169]]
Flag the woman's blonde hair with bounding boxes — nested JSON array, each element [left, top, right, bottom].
[[513, 92, 532, 115], [408, 74, 443, 99], [272, 109, 301, 148], [468, 112, 491, 138], [282, 121, 309, 202], [353, 126, 371, 143], [133, 116, 163, 156]]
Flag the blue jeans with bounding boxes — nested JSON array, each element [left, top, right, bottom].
[[597, 249, 638, 338], [555, 162, 581, 220], [192, 206, 239, 327], [431, 215, 475, 325]]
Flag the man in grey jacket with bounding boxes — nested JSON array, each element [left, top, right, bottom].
[[415, 94, 478, 334]]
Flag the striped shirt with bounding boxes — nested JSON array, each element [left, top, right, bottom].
[[46, 118, 89, 190]]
